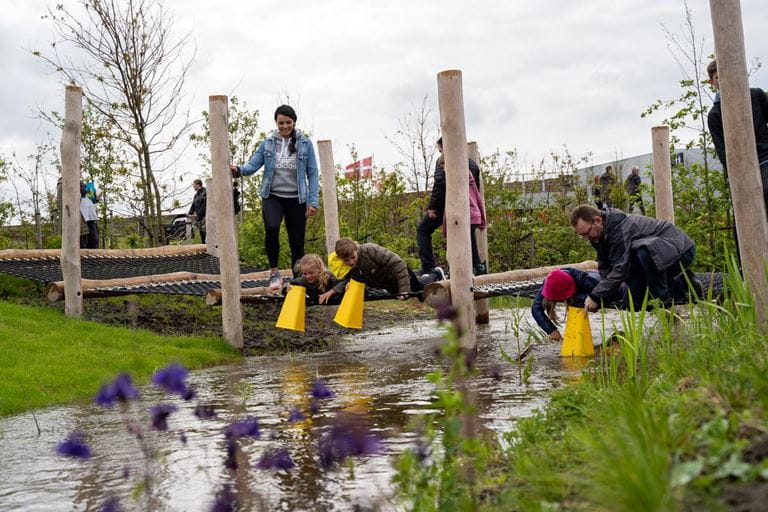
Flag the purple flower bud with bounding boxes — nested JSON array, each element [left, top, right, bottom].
[[94, 373, 139, 407], [210, 484, 235, 512], [149, 404, 177, 431], [318, 413, 382, 468], [179, 432, 188, 445], [152, 363, 190, 397], [122, 466, 130, 479], [309, 399, 320, 414], [224, 439, 238, 471], [225, 417, 260, 439], [287, 408, 305, 423], [97, 496, 120, 512], [311, 379, 334, 400], [436, 302, 458, 322], [56, 431, 92, 459], [194, 405, 218, 420], [255, 448, 294, 471]]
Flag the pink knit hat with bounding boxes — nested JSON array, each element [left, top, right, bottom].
[[542, 269, 576, 301]]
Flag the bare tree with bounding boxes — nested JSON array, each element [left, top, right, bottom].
[[386, 95, 440, 194], [33, 0, 195, 245]]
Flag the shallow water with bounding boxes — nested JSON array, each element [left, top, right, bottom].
[[0, 308, 625, 511]]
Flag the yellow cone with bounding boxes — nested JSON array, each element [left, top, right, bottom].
[[334, 279, 365, 329], [276, 285, 306, 332], [560, 306, 594, 357]]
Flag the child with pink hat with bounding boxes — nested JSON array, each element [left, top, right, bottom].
[[531, 268, 600, 341]]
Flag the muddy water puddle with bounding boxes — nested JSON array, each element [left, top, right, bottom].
[[0, 308, 626, 511]]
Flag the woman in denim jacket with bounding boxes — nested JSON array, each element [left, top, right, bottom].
[[231, 105, 320, 290]]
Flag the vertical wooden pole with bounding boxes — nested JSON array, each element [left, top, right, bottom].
[[60, 85, 83, 318], [205, 177, 217, 256], [710, 0, 768, 323], [209, 95, 243, 348], [651, 126, 675, 223], [467, 141, 490, 325], [317, 140, 341, 255], [437, 70, 476, 350]]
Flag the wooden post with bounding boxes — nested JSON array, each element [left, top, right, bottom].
[[467, 141, 490, 325], [317, 140, 341, 254], [437, 70, 476, 350], [60, 85, 83, 318], [209, 95, 243, 348], [205, 177, 217, 256], [709, 0, 768, 323], [651, 126, 674, 223]]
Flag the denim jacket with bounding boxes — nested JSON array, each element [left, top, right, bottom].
[[238, 130, 320, 208]]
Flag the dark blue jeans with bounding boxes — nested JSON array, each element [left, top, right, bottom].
[[625, 245, 696, 305]]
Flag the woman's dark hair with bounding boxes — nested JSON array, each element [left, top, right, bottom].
[[274, 104, 298, 155]]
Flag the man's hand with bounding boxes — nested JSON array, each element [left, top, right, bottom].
[[549, 330, 562, 342], [306, 206, 317, 217], [584, 296, 600, 313], [427, 209, 437, 219]]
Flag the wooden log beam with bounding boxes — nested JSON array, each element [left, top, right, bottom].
[[46, 269, 293, 302], [423, 260, 598, 308], [0, 244, 208, 261], [205, 286, 282, 306]]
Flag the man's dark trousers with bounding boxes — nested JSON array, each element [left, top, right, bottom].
[[417, 213, 443, 272], [624, 245, 696, 305]]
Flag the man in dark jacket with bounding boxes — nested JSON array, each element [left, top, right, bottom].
[[416, 137, 481, 277], [625, 166, 645, 214], [570, 205, 701, 310], [707, 59, 768, 220], [188, 179, 207, 243], [599, 166, 616, 207]]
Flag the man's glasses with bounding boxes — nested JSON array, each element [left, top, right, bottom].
[[576, 221, 595, 240]]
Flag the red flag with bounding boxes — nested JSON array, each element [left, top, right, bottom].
[[345, 156, 374, 179]]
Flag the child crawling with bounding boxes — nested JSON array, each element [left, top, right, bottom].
[[334, 238, 442, 299], [290, 254, 346, 304]]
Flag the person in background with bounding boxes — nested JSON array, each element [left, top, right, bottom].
[[79, 182, 99, 248], [289, 253, 346, 305], [188, 179, 207, 243], [599, 166, 616, 208], [624, 166, 645, 214], [232, 105, 320, 290], [707, 58, 768, 221], [592, 175, 603, 209], [84, 180, 99, 204]]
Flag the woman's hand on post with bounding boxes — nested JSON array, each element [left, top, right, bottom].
[[306, 205, 317, 217], [230, 165, 239, 177]]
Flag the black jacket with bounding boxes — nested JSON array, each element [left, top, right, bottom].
[[189, 188, 207, 220], [427, 156, 481, 213], [708, 88, 768, 171], [589, 208, 695, 301], [625, 174, 641, 196]]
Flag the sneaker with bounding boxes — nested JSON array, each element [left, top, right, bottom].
[[268, 271, 283, 291], [431, 266, 446, 281]]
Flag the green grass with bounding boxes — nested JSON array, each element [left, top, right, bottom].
[[0, 300, 241, 417]]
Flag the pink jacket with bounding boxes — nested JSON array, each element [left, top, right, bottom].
[[442, 171, 487, 236]]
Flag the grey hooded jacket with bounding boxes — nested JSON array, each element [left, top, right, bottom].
[[589, 208, 694, 300]]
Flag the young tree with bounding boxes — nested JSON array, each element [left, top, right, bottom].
[[33, 0, 195, 245], [386, 95, 440, 194]]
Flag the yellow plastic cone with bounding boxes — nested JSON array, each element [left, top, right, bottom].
[[334, 279, 365, 329], [560, 306, 595, 357], [276, 285, 306, 332]]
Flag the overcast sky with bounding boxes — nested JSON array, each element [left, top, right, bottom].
[[2, 0, 767, 195]]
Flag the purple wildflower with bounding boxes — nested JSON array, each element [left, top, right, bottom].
[[224, 439, 238, 471], [179, 432, 188, 445], [94, 373, 139, 407], [98, 496, 120, 512], [210, 484, 235, 512], [309, 399, 320, 414], [149, 404, 177, 431], [311, 379, 334, 400], [436, 302, 458, 322], [255, 448, 295, 471], [194, 405, 218, 420], [318, 413, 382, 468], [152, 363, 192, 397], [121, 466, 130, 479], [225, 417, 260, 439], [414, 438, 430, 463], [287, 408, 305, 423], [56, 431, 92, 459]]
